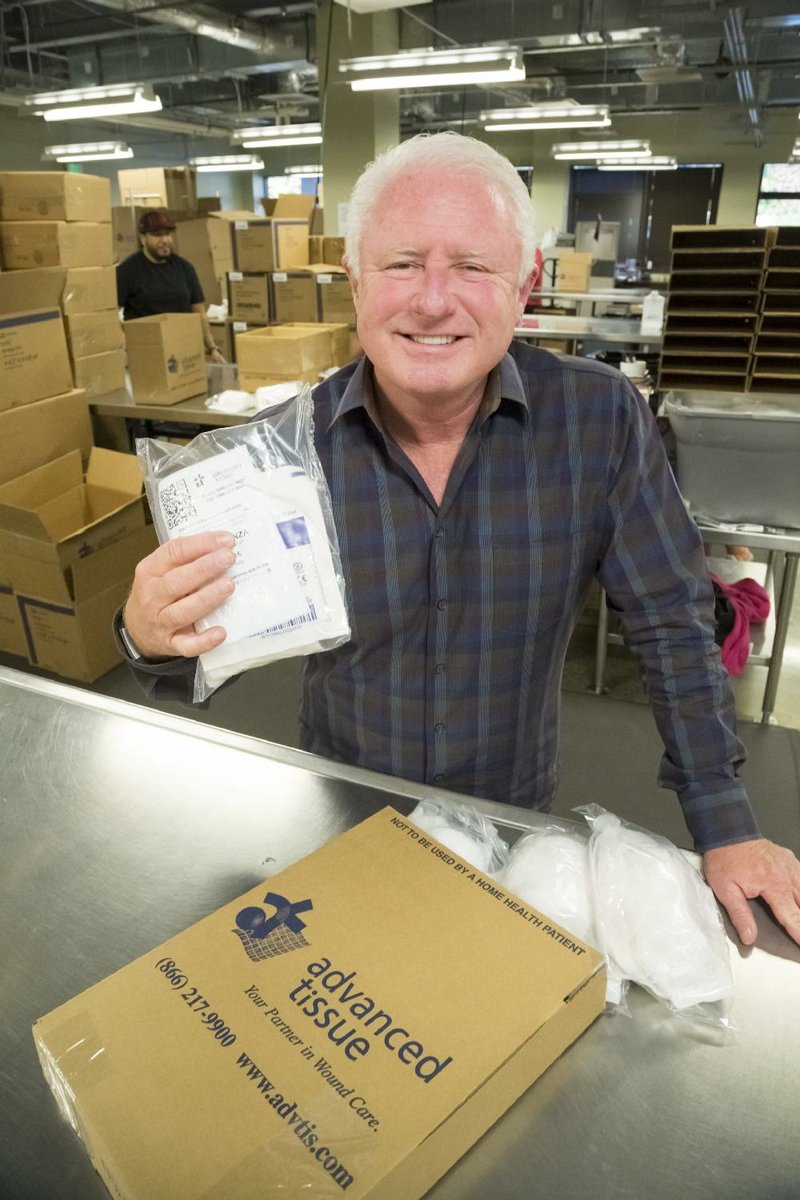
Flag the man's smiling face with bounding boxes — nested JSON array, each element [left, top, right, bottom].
[[346, 168, 532, 412]]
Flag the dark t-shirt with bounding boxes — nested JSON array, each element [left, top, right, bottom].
[[116, 251, 204, 320]]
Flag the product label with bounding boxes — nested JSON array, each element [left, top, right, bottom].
[[156, 445, 340, 645]]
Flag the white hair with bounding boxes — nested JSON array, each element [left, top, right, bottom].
[[344, 132, 536, 286]]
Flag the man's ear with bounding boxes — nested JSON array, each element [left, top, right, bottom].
[[342, 255, 358, 311]]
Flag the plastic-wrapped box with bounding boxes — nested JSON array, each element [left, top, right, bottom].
[[665, 392, 800, 527]]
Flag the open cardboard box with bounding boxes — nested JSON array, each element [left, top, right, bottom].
[[15, 524, 158, 682], [0, 388, 91, 487], [0, 448, 145, 605], [33, 807, 604, 1200]]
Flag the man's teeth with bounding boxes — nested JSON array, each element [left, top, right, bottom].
[[408, 335, 457, 344]]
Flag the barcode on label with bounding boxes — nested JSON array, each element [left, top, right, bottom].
[[160, 477, 197, 532], [260, 604, 317, 637]]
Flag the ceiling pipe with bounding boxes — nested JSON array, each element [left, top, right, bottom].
[[85, 0, 282, 57], [722, 6, 762, 145]]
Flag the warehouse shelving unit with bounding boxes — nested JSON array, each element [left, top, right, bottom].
[[658, 225, 775, 393], [751, 227, 800, 395]]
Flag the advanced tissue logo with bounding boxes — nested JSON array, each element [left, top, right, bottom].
[[233, 891, 313, 964]]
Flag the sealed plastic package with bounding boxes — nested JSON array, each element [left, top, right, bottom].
[[577, 804, 735, 1026], [408, 797, 510, 874], [498, 818, 627, 1009], [137, 386, 350, 701]]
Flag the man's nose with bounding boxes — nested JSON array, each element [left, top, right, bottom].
[[411, 264, 455, 316]]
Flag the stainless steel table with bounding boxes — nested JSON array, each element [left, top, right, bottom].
[[1, 666, 798, 1200], [514, 315, 663, 350]]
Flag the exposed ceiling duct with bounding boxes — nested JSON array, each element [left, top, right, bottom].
[[85, 0, 282, 57], [722, 6, 762, 145]]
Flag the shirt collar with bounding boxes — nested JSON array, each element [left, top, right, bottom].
[[328, 350, 530, 430]]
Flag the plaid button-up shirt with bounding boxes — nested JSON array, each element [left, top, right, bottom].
[[302, 341, 757, 852]]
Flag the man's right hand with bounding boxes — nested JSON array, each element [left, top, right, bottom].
[[123, 531, 236, 659]]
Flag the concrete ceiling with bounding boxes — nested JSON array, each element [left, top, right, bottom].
[[1, 0, 798, 149]]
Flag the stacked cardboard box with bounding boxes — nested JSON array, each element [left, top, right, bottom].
[[0, 171, 150, 680], [117, 167, 197, 217], [0, 172, 124, 400]]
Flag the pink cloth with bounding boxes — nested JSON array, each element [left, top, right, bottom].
[[709, 574, 770, 676]]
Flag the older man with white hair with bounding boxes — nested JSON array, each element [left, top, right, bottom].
[[120, 132, 800, 948]]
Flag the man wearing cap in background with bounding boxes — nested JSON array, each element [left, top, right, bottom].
[[116, 207, 225, 363]]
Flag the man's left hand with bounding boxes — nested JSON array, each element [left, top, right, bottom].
[[208, 347, 226, 364], [703, 838, 800, 947]]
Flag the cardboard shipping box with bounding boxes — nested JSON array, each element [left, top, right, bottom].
[[125, 312, 207, 406], [236, 325, 333, 390], [0, 583, 26, 657], [271, 269, 318, 324], [65, 311, 124, 359], [71, 348, 126, 399], [118, 167, 197, 215], [0, 308, 73, 411], [112, 206, 147, 262], [228, 272, 271, 323], [0, 263, 117, 315], [317, 269, 356, 327], [15, 524, 158, 683], [0, 221, 113, 270], [281, 322, 354, 368], [230, 216, 310, 273], [0, 388, 91, 487], [322, 236, 346, 267], [32, 807, 604, 1200], [0, 172, 111, 223], [175, 217, 235, 307], [0, 447, 145, 606], [555, 252, 593, 292]]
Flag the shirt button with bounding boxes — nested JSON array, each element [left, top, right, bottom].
[[434, 773, 444, 784], [435, 662, 445, 674], [434, 722, 445, 733], [436, 598, 447, 610]]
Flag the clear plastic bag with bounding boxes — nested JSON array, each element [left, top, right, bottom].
[[408, 798, 510, 875], [498, 819, 627, 1010], [137, 386, 351, 702], [576, 804, 735, 1028]]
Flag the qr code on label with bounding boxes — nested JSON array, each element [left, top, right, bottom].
[[160, 477, 198, 532]]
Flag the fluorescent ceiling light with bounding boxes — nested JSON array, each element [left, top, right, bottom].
[[233, 122, 323, 150], [27, 83, 162, 122], [339, 45, 525, 91], [42, 140, 133, 162], [243, 136, 322, 149], [190, 155, 265, 172], [481, 102, 610, 131], [553, 139, 651, 160], [283, 164, 323, 175], [598, 156, 677, 170]]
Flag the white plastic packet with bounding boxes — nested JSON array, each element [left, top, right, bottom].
[[499, 822, 626, 1009], [408, 798, 509, 875], [137, 386, 350, 701], [577, 805, 735, 1025], [204, 389, 258, 415]]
